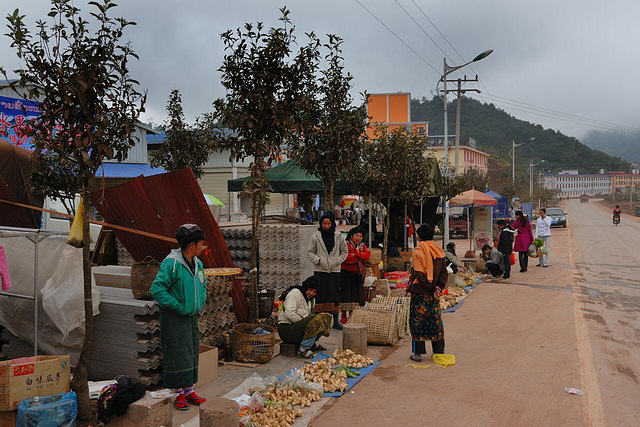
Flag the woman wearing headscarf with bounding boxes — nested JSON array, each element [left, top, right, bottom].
[[407, 224, 448, 362], [277, 276, 333, 358], [307, 212, 348, 329], [151, 224, 208, 411], [444, 242, 465, 274], [339, 227, 371, 323], [512, 210, 534, 273]]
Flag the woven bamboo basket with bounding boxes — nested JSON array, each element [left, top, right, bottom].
[[131, 256, 160, 300], [372, 296, 411, 337], [349, 308, 398, 345], [231, 323, 275, 363]]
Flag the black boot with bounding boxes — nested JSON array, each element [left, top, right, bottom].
[[332, 313, 343, 330], [431, 339, 445, 354]]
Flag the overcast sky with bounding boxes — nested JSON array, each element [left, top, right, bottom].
[[1, 0, 639, 139]]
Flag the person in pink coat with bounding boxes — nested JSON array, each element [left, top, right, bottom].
[[511, 210, 534, 272]]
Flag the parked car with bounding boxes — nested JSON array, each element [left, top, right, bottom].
[[545, 207, 567, 228]]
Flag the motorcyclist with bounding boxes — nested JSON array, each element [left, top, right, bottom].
[[613, 205, 622, 223]]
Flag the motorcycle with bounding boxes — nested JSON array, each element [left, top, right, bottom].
[[613, 214, 621, 226]]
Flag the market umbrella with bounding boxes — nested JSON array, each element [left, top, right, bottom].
[[450, 189, 498, 252], [339, 195, 358, 208], [450, 189, 498, 206], [204, 193, 225, 207]]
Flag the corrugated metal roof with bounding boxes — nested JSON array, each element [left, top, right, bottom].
[[96, 163, 166, 178], [90, 168, 248, 322]]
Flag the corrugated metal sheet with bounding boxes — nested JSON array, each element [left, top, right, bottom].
[[90, 168, 248, 322], [103, 127, 148, 164]]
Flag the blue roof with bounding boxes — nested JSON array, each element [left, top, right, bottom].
[[97, 162, 166, 178], [147, 132, 166, 144]]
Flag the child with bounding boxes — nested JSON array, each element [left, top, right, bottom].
[[496, 219, 516, 279]]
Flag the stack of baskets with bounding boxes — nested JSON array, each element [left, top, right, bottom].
[[348, 295, 411, 346]]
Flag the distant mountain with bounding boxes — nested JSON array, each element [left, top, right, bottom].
[[411, 97, 629, 174], [582, 130, 640, 164]]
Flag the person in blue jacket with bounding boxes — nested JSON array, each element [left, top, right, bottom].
[[151, 224, 208, 411]]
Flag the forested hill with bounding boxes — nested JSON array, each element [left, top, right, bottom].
[[411, 96, 628, 173], [582, 130, 640, 164]]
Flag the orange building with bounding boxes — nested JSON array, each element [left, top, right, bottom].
[[611, 173, 640, 193], [366, 92, 427, 138]]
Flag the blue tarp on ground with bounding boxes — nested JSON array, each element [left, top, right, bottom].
[[280, 352, 381, 398]]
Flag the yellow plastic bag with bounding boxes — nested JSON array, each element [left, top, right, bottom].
[[432, 353, 456, 368], [66, 199, 85, 248]]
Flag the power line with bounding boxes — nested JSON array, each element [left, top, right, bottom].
[[486, 94, 640, 133], [409, 0, 495, 105], [393, 0, 455, 65], [354, 0, 440, 76]]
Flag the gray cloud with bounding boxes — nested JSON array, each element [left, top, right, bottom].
[[2, 0, 639, 138]]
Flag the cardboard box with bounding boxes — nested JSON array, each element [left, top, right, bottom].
[[0, 355, 70, 411], [194, 346, 218, 388], [0, 411, 16, 427]]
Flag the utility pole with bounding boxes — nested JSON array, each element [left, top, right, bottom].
[[630, 164, 634, 212], [448, 76, 480, 175]]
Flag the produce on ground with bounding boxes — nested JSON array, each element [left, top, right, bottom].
[[458, 271, 482, 287], [262, 386, 322, 408], [246, 404, 302, 427], [332, 349, 374, 368], [299, 359, 349, 393]]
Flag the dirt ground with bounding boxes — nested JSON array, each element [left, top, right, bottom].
[[310, 199, 640, 427]]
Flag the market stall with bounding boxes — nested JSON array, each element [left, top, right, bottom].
[[450, 189, 498, 252]]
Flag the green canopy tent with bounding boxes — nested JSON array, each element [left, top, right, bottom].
[[227, 159, 354, 195]]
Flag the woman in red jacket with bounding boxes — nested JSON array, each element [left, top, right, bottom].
[[512, 210, 534, 273], [339, 227, 371, 323]]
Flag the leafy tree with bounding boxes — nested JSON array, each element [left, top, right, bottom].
[[458, 167, 488, 191], [212, 7, 320, 321], [2, 1, 146, 421], [150, 89, 213, 178], [291, 35, 368, 211], [351, 128, 435, 268]]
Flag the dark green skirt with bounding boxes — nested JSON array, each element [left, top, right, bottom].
[[159, 308, 199, 388]]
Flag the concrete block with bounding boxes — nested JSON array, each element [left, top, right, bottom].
[[200, 398, 238, 427], [108, 392, 173, 427]]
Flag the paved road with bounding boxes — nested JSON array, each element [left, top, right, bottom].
[[570, 199, 640, 426], [310, 200, 640, 426]]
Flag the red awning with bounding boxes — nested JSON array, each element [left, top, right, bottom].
[[90, 168, 248, 322], [450, 189, 498, 206]]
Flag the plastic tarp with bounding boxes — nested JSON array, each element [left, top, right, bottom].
[[486, 190, 509, 219], [0, 232, 100, 365]]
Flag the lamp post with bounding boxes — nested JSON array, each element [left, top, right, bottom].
[[441, 49, 493, 247], [529, 159, 545, 198], [510, 137, 535, 183]]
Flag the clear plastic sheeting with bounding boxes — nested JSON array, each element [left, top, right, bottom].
[[0, 231, 101, 365], [42, 246, 100, 341], [17, 392, 78, 427]]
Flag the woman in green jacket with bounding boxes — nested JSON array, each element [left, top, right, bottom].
[[151, 224, 208, 411]]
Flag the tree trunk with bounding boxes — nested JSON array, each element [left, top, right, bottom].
[[73, 187, 95, 424], [382, 198, 390, 271], [329, 180, 335, 216], [322, 183, 330, 213], [249, 165, 265, 323]]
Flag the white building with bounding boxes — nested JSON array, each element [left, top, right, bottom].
[[543, 173, 612, 198]]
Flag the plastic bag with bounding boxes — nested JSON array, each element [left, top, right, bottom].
[[432, 354, 456, 368], [528, 243, 538, 258], [41, 246, 101, 341], [282, 369, 324, 393], [245, 372, 267, 395], [231, 394, 252, 408], [510, 252, 517, 266], [151, 389, 178, 399], [17, 391, 78, 427], [250, 392, 264, 410], [364, 276, 376, 288]]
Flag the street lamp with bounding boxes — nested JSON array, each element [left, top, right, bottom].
[[441, 49, 493, 247], [529, 159, 545, 198], [510, 137, 535, 183]]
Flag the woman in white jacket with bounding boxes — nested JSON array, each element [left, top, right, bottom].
[[307, 212, 348, 329], [277, 276, 332, 358]]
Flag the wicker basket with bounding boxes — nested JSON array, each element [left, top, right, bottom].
[[231, 323, 275, 363], [349, 308, 398, 345], [131, 256, 160, 300], [372, 296, 411, 337]]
